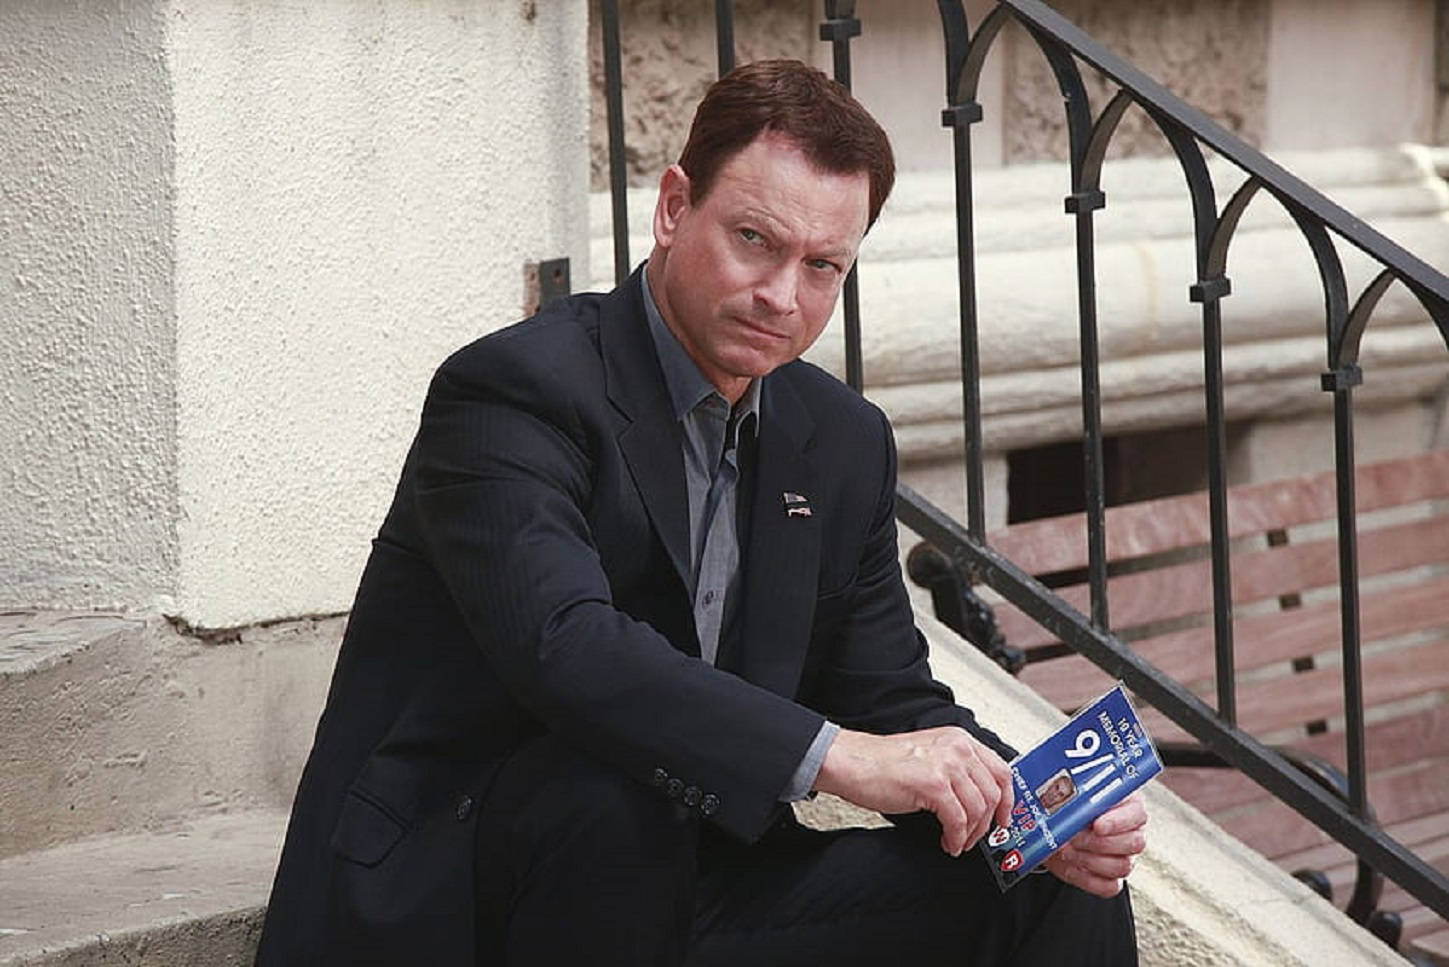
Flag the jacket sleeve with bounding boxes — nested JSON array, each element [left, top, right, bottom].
[[410, 344, 825, 842], [802, 404, 1017, 763]]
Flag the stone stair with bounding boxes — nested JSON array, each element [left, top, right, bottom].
[[0, 612, 340, 965], [0, 603, 1412, 966], [0, 811, 283, 966]]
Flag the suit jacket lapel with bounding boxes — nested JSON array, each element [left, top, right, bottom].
[[720, 369, 821, 699], [600, 271, 694, 599]]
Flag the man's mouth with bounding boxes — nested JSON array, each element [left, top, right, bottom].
[[734, 315, 788, 340]]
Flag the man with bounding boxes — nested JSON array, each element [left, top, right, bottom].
[[256, 59, 1146, 966]]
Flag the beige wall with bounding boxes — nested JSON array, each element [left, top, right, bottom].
[[0, 0, 180, 612], [1266, 0, 1438, 151], [0, 0, 591, 628], [168, 0, 590, 628]]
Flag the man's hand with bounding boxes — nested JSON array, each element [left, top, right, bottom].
[[813, 727, 1014, 857], [1044, 793, 1148, 897]]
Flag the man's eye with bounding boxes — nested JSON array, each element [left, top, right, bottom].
[[739, 228, 763, 243], [809, 258, 841, 273]]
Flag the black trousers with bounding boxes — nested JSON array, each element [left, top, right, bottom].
[[473, 736, 1138, 966]]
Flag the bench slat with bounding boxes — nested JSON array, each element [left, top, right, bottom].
[[988, 449, 1449, 576], [994, 510, 1449, 650], [1306, 835, 1449, 944], [1276, 811, 1449, 878], [1162, 705, 1449, 813], [1021, 572, 1449, 710], [1169, 755, 1449, 848], [1138, 632, 1449, 740], [1211, 756, 1449, 860]]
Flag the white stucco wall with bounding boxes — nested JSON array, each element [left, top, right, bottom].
[[1, 0, 590, 628], [168, 0, 589, 628], [0, 1, 180, 612]]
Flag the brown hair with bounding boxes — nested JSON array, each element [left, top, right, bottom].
[[677, 59, 895, 229]]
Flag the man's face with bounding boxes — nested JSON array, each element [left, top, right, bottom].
[[648, 131, 870, 403]]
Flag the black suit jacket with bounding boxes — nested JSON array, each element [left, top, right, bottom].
[[255, 270, 1010, 965]]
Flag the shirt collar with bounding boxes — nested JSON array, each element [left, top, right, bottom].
[[642, 265, 762, 425]]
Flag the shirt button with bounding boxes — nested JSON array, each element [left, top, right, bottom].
[[683, 786, 701, 807], [703, 590, 716, 606], [666, 778, 684, 800], [700, 794, 720, 817], [652, 768, 669, 787], [455, 794, 475, 822]]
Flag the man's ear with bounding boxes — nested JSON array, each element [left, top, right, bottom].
[[652, 164, 692, 249]]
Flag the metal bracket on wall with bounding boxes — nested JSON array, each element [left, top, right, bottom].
[[523, 257, 571, 316], [1440, 0, 1449, 91], [1438, 0, 1449, 144]]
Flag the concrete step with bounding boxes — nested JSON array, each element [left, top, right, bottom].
[[1, 602, 1409, 965], [0, 610, 339, 858], [0, 809, 284, 966]]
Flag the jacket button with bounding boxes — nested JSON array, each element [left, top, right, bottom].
[[455, 794, 474, 822], [652, 767, 669, 787], [665, 778, 684, 799], [683, 786, 701, 807], [700, 794, 720, 817]]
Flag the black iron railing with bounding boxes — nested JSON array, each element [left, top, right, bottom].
[[596, 0, 1449, 937], [911, 0, 1449, 932]]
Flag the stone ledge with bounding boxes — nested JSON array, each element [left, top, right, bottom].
[[0, 810, 282, 966], [588, 145, 1449, 269], [586, 145, 1449, 459], [2, 599, 1410, 964], [0, 612, 340, 859], [0, 613, 144, 679]]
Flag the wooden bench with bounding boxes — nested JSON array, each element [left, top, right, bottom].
[[910, 448, 1449, 961]]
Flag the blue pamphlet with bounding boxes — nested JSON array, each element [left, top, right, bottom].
[[982, 683, 1161, 890]]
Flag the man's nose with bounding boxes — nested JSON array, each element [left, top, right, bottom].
[[753, 265, 799, 316]]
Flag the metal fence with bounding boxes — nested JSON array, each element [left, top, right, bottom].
[[596, 0, 1449, 936]]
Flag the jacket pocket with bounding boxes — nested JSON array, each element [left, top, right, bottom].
[[330, 789, 407, 868]]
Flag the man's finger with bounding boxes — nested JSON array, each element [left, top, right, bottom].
[[930, 780, 972, 856], [1051, 850, 1126, 898], [945, 737, 1010, 844], [1091, 793, 1147, 836], [970, 763, 1006, 849], [1074, 828, 1147, 858], [991, 754, 1014, 828], [1070, 868, 1125, 898], [1073, 849, 1135, 880], [951, 769, 992, 852]]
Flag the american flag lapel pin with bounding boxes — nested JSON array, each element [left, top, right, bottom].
[[782, 491, 812, 518]]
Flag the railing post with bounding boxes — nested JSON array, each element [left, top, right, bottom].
[[942, 96, 987, 542], [715, 0, 735, 76], [1322, 363, 1369, 822], [820, 1, 865, 392], [1065, 186, 1109, 630], [600, 0, 630, 285], [1190, 276, 1237, 725]]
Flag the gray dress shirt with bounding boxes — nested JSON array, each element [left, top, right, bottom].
[[641, 271, 838, 802]]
